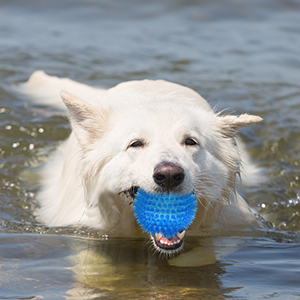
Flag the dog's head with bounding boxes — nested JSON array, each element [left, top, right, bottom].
[[61, 80, 261, 255]]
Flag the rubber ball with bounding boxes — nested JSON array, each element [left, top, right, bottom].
[[133, 189, 197, 238]]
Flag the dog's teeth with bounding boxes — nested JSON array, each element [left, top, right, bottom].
[[177, 230, 186, 240], [155, 233, 163, 241]]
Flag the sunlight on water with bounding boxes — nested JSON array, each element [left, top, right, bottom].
[[1, 232, 299, 299], [0, 0, 300, 299]]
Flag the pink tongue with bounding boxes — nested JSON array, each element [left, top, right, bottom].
[[158, 235, 181, 246]]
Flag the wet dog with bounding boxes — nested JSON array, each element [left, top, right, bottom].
[[19, 71, 262, 255]]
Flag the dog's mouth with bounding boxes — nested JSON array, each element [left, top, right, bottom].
[[121, 186, 139, 200], [151, 230, 185, 252], [120, 186, 193, 255]]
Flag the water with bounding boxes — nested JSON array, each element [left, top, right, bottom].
[[0, 0, 300, 299]]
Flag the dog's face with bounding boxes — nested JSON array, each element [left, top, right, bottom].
[[61, 89, 261, 255]]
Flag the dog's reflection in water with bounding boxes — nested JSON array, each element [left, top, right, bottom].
[[65, 235, 241, 299]]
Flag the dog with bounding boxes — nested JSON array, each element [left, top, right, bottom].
[[18, 71, 262, 256]]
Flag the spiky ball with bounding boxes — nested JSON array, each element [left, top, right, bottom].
[[133, 189, 197, 238]]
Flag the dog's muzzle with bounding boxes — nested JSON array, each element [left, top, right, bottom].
[[131, 189, 197, 255]]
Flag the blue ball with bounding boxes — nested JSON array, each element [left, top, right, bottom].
[[133, 189, 197, 238]]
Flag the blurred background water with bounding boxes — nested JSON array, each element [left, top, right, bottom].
[[0, 0, 300, 299]]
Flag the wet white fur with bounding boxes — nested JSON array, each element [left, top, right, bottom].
[[18, 71, 262, 237]]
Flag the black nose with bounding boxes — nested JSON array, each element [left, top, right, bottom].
[[153, 162, 185, 189]]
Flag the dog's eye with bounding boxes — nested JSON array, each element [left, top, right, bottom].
[[185, 138, 198, 146], [129, 140, 144, 148]]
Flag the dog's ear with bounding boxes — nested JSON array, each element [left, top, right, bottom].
[[60, 91, 109, 149], [219, 114, 262, 137]]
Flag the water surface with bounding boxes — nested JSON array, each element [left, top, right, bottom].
[[0, 0, 300, 299]]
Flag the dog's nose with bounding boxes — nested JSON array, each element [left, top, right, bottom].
[[153, 163, 185, 189]]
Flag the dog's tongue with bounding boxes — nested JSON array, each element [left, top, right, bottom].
[[153, 231, 186, 250], [155, 233, 182, 246]]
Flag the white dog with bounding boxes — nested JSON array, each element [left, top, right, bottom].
[[19, 71, 262, 255]]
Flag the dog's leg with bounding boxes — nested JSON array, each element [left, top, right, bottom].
[[168, 237, 241, 267]]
